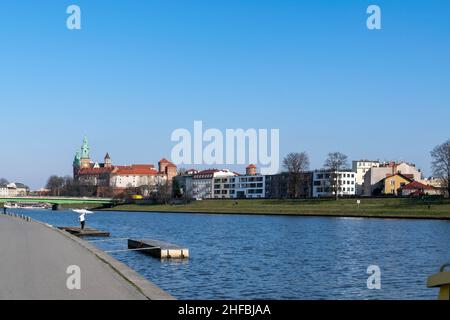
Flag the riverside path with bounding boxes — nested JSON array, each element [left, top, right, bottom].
[[0, 213, 174, 300]]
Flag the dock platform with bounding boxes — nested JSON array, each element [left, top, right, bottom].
[[128, 239, 189, 259], [58, 226, 110, 237]]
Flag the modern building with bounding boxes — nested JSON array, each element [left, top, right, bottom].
[[192, 169, 237, 200], [173, 169, 198, 198], [73, 137, 176, 196], [363, 161, 422, 196], [265, 172, 313, 199], [352, 160, 380, 196], [313, 170, 356, 198], [224, 165, 266, 199]]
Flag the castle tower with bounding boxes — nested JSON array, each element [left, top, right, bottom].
[[246, 164, 257, 176], [104, 153, 112, 168], [159, 158, 177, 180], [80, 136, 91, 169], [73, 150, 81, 177]]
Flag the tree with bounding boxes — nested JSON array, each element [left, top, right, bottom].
[[282, 152, 310, 198], [431, 139, 450, 197], [172, 178, 183, 199], [324, 152, 349, 200], [46, 175, 65, 196], [155, 178, 172, 204]]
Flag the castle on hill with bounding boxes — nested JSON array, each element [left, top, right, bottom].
[[73, 137, 177, 196]]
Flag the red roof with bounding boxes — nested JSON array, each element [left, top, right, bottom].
[[77, 167, 114, 175], [385, 173, 414, 182], [401, 181, 435, 190], [113, 165, 158, 176], [159, 158, 177, 167]]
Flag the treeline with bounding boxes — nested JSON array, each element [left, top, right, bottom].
[[45, 175, 98, 197], [45, 175, 172, 203]]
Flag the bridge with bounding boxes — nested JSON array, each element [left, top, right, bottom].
[[0, 196, 118, 210]]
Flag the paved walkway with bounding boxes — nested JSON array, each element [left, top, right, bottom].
[[0, 214, 171, 300]]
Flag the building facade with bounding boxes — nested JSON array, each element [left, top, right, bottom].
[[265, 172, 313, 199], [382, 173, 413, 195], [352, 160, 380, 196], [363, 162, 422, 196], [191, 169, 237, 200], [73, 137, 176, 196], [173, 169, 198, 199], [213, 165, 266, 199], [0, 183, 29, 197], [313, 170, 356, 198]]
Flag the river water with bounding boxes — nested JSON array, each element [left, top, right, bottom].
[[13, 209, 450, 300]]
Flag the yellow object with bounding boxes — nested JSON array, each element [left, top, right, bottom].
[[132, 195, 143, 200], [427, 264, 450, 300], [383, 174, 412, 195]]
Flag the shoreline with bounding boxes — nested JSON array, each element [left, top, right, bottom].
[[97, 208, 450, 220], [97, 198, 450, 221]]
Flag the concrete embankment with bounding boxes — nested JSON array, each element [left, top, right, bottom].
[[0, 213, 174, 300]]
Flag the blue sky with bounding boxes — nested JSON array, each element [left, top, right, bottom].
[[0, 0, 449, 188]]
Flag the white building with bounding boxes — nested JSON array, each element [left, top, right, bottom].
[[192, 169, 237, 200], [352, 160, 380, 196], [0, 183, 29, 197], [313, 170, 356, 198], [213, 165, 266, 199]]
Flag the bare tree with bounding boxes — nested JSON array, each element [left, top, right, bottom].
[[431, 139, 450, 197], [282, 152, 310, 198], [324, 152, 349, 200], [46, 175, 65, 196], [154, 177, 171, 204]]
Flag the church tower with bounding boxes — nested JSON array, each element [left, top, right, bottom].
[[80, 136, 91, 169], [104, 153, 112, 168]]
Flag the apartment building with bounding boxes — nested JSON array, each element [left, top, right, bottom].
[[215, 165, 266, 199], [352, 160, 380, 196], [192, 169, 237, 200], [265, 172, 313, 199], [313, 170, 356, 198]]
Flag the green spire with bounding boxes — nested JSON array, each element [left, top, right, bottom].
[[81, 136, 90, 159], [73, 150, 81, 167]]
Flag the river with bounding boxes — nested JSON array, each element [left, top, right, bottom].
[[12, 209, 450, 299]]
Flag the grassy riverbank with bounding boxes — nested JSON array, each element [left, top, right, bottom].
[[101, 198, 450, 219]]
